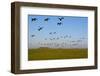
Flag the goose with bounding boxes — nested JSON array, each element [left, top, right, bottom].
[[44, 18, 49, 21], [38, 27, 43, 31], [32, 18, 37, 21]]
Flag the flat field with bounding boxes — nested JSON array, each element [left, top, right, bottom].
[[28, 48, 88, 61]]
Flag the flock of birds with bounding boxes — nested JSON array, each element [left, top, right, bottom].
[[31, 17, 64, 31], [38, 37, 87, 48], [30, 16, 87, 48]]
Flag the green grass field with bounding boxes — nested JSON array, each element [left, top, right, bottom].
[[28, 48, 88, 61]]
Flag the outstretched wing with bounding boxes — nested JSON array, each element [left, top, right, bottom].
[[32, 18, 37, 21], [44, 18, 49, 21], [38, 27, 43, 31]]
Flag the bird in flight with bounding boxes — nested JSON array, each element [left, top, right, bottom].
[[53, 38, 55, 40], [57, 22, 62, 25], [38, 27, 43, 31], [44, 18, 50, 21], [32, 18, 37, 21], [53, 32, 56, 34], [58, 17, 64, 21], [31, 35, 35, 37], [49, 32, 56, 35], [49, 32, 52, 35]]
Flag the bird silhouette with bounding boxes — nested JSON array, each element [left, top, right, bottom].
[[32, 18, 37, 21], [49, 32, 52, 35], [49, 32, 56, 35], [38, 27, 43, 31], [58, 17, 64, 21], [53, 32, 56, 34], [31, 35, 35, 37], [44, 18, 49, 21], [57, 22, 62, 25]]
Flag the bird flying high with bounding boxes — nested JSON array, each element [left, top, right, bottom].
[[44, 18, 50, 21], [57, 22, 62, 25], [32, 18, 37, 21], [58, 17, 64, 21], [38, 27, 43, 31]]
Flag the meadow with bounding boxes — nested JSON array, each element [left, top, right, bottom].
[[28, 47, 88, 61]]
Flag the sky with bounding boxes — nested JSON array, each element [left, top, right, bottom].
[[28, 15, 88, 49]]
